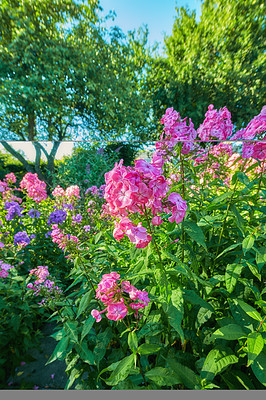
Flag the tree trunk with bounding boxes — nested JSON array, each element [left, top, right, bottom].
[[0, 141, 35, 173], [28, 112, 35, 141]]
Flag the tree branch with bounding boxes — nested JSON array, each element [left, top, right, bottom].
[[0, 141, 35, 173]]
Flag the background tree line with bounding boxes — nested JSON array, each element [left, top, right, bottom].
[[0, 0, 265, 186]]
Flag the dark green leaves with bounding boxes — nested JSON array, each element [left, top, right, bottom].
[[211, 324, 247, 341], [201, 347, 238, 382], [105, 355, 135, 386], [183, 221, 207, 251]]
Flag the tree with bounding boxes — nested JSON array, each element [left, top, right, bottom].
[[150, 0, 266, 131], [0, 0, 155, 185]]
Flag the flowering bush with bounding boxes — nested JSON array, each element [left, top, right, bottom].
[[0, 104, 265, 390]]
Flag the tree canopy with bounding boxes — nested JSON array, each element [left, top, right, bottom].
[[0, 0, 154, 182], [150, 0, 265, 131]]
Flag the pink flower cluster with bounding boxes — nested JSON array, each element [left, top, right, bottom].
[[230, 106, 266, 161], [4, 173, 16, 184], [20, 173, 47, 203], [103, 158, 187, 247], [197, 104, 233, 141], [0, 260, 14, 278], [91, 272, 150, 322], [231, 106, 266, 141], [52, 185, 81, 206], [158, 107, 197, 155], [50, 224, 79, 250], [242, 141, 266, 161], [29, 266, 49, 284]]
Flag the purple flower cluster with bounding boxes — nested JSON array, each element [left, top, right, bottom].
[[72, 214, 82, 224], [83, 225, 91, 232], [47, 209, 67, 225], [14, 231, 31, 246], [5, 201, 22, 221], [28, 209, 41, 219]]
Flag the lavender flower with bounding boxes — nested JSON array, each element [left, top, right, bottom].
[[28, 209, 41, 219], [47, 210, 67, 225], [14, 231, 31, 246], [83, 225, 91, 232], [5, 201, 22, 221], [72, 214, 82, 224]]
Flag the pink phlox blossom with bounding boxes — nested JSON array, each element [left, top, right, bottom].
[[52, 186, 65, 197], [129, 302, 145, 310], [168, 192, 187, 224], [65, 185, 80, 199], [151, 215, 163, 226], [20, 173, 47, 203], [4, 173, 16, 184], [149, 175, 169, 198], [231, 106, 266, 141], [197, 104, 233, 141], [135, 159, 162, 178], [106, 302, 128, 321]]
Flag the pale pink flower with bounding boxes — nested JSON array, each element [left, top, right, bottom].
[[52, 186, 65, 197]]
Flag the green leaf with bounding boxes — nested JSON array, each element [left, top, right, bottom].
[[201, 347, 238, 382], [255, 247, 266, 272], [164, 288, 184, 344], [105, 354, 135, 386], [65, 354, 80, 372], [166, 358, 200, 389], [94, 232, 102, 244], [128, 331, 138, 354], [81, 316, 95, 343], [183, 221, 207, 251], [45, 336, 70, 365], [251, 351, 266, 387], [196, 307, 213, 327], [138, 343, 162, 356], [211, 324, 247, 341], [76, 341, 95, 365], [212, 191, 232, 204], [65, 367, 82, 390], [237, 300, 262, 322], [247, 332, 264, 367], [225, 264, 243, 293], [242, 235, 254, 255], [216, 243, 241, 259], [183, 289, 214, 312], [237, 171, 250, 186], [64, 321, 79, 343], [145, 367, 182, 387], [231, 205, 245, 234], [77, 291, 93, 317], [93, 327, 112, 367]]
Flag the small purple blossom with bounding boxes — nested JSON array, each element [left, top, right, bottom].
[[83, 225, 91, 232], [5, 201, 22, 221], [72, 214, 82, 224], [45, 231, 52, 238], [28, 209, 41, 218], [14, 231, 31, 246], [47, 210, 67, 225], [63, 203, 74, 211]]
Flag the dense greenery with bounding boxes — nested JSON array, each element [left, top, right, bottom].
[[149, 0, 265, 132]]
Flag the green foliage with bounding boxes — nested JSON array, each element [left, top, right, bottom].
[[150, 0, 265, 131]]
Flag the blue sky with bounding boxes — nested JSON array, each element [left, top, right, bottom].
[[99, 0, 202, 50]]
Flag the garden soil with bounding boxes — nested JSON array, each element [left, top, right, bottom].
[[6, 322, 68, 390]]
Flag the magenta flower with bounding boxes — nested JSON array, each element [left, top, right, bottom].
[[106, 302, 128, 321]]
